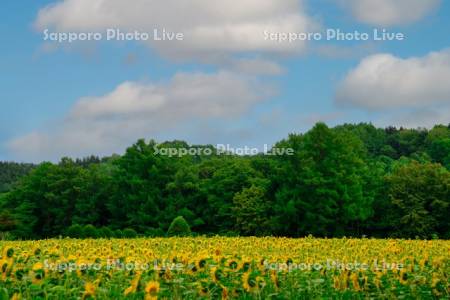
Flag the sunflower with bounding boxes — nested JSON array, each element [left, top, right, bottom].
[[221, 285, 229, 300], [197, 280, 209, 297], [242, 272, 257, 292], [14, 268, 25, 281], [350, 272, 360, 291], [333, 275, 340, 290], [3, 247, 14, 258], [431, 273, 440, 288], [195, 256, 208, 270], [210, 267, 223, 283], [1, 258, 12, 275], [33, 248, 41, 257], [226, 259, 238, 270], [399, 270, 408, 285], [31, 262, 45, 285], [123, 272, 141, 296], [270, 271, 279, 289], [374, 276, 381, 289], [82, 282, 96, 299], [144, 281, 160, 300], [10, 293, 21, 300]]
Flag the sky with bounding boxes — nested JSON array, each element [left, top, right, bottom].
[[0, 0, 449, 162]]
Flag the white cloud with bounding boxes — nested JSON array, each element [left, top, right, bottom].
[[226, 58, 285, 76], [339, 0, 440, 26], [336, 49, 450, 127], [7, 71, 273, 162], [35, 0, 318, 61], [336, 50, 450, 109]]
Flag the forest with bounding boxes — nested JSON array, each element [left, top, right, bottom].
[[0, 122, 449, 240]]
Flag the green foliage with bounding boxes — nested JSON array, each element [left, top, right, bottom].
[[232, 184, 270, 236], [2, 123, 450, 239], [114, 229, 123, 238], [0, 162, 34, 193], [66, 224, 82, 238], [122, 228, 138, 238], [272, 123, 372, 237], [99, 227, 114, 238], [167, 216, 191, 237], [145, 228, 165, 237], [387, 161, 450, 238], [82, 224, 98, 238]]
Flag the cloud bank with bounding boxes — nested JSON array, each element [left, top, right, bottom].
[[7, 71, 273, 161], [35, 0, 318, 61], [336, 49, 450, 127], [339, 0, 440, 26]]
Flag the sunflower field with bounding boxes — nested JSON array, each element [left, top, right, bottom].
[[0, 237, 449, 299]]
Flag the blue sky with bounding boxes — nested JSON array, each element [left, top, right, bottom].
[[1, 0, 449, 162]]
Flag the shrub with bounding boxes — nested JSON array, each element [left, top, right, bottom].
[[145, 228, 165, 237], [99, 227, 113, 239], [122, 228, 138, 238], [82, 224, 98, 238], [66, 224, 82, 238], [167, 216, 191, 237], [114, 229, 123, 238]]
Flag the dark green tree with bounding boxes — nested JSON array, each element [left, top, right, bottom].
[[66, 224, 82, 238], [387, 161, 450, 238], [167, 216, 191, 237], [123, 228, 138, 238], [273, 123, 373, 236], [82, 224, 98, 238], [232, 184, 270, 236]]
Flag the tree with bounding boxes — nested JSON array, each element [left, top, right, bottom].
[[167, 216, 191, 237], [0, 162, 35, 193], [2, 123, 450, 240], [232, 184, 270, 236], [428, 139, 450, 169], [82, 224, 98, 238], [66, 224, 82, 238], [99, 227, 114, 238], [123, 228, 138, 238], [272, 123, 373, 236], [335, 123, 387, 157], [107, 139, 176, 232], [387, 161, 450, 238], [114, 229, 123, 238], [72, 163, 114, 227], [164, 165, 205, 231], [199, 158, 263, 233]]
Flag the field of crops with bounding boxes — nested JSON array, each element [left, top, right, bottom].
[[0, 237, 449, 299]]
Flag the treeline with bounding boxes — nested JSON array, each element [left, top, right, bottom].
[[0, 123, 449, 240], [0, 162, 35, 193]]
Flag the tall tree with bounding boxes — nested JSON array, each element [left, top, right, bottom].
[[387, 161, 450, 238]]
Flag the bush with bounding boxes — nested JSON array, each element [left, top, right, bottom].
[[122, 228, 138, 238], [66, 224, 82, 238], [145, 228, 165, 237], [82, 224, 98, 238], [114, 229, 123, 238], [99, 227, 113, 239], [167, 216, 191, 237]]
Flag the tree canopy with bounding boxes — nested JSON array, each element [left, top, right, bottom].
[[1, 123, 449, 239]]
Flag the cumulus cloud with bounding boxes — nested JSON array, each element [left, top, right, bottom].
[[339, 0, 440, 26], [336, 50, 450, 109], [35, 0, 318, 61], [226, 58, 285, 76], [7, 71, 273, 162], [336, 49, 450, 127]]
